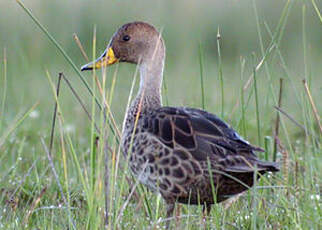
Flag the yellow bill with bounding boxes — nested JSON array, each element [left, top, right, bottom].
[[81, 47, 118, 71]]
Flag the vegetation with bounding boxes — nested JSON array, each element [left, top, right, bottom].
[[0, 0, 321, 229]]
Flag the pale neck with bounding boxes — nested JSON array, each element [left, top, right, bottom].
[[135, 54, 164, 109]]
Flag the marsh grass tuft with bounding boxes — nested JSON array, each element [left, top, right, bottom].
[[0, 0, 320, 229]]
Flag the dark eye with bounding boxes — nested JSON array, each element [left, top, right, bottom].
[[123, 35, 130, 41]]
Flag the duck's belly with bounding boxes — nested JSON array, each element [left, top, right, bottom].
[[122, 133, 165, 192], [122, 133, 214, 202], [121, 132, 253, 205]]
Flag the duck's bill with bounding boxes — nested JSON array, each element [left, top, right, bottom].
[[81, 47, 118, 71]]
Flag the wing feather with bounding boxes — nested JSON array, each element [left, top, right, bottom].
[[145, 106, 277, 172]]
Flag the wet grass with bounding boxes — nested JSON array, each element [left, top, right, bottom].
[[0, 0, 321, 229]]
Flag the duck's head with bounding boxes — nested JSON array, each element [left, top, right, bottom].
[[81, 21, 165, 71]]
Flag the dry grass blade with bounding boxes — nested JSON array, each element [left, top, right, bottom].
[[115, 162, 149, 224], [73, 33, 89, 62], [295, 160, 299, 193], [231, 44, 275, 116], [104, 132, 110, 226], [274, 106, 306, 131], [175, 204, 182, 228], [7, 159, 38, 207], [223, 192, 245, 210], [238, 0, 291, 102], [94, 73, 121, 139], [243, 44, 275, 91], [49, 73, 62, 155], [303, 79, 322, 135], [40, 137, 76, 229], [276, 137, 289, 193], [273, 78, 284, 161], [15, 0, 126, 144], [61, 73, 100, 133], [23, 187, 47, 225]]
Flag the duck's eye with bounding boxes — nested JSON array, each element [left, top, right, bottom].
[[123, 35, 131, 42]]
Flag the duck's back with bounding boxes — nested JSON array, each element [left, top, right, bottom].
[[121, 106, 279, 204]]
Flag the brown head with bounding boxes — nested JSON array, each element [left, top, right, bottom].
[[81, 21, 165, 71]]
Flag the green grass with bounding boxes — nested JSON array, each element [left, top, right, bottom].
[[0, 0, 321, 229]]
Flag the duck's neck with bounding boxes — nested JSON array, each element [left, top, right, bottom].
[[132, 53, 165, 113], [138, 62, 163, 103], [123, 40, 165, 134], [123, 59, 164, 131]]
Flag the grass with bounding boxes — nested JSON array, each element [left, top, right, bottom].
[[0, 0, 321, 229], [216, 27, 224, 119], [198, 43, 205, 110]]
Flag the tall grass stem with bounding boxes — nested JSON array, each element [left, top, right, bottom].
[[252, 55, 261, 146], [0, 48, 7, 129], [216, 28, 224, 118], [273, 78, 283, 161], [311, 0, 322, 23], [302, 5, 308, 79], [240, 57, 247, 137], [303, 80, 322, 135], [48, 73, 62, 155], [198, 43, 205, 110], [16, 0, 95, 105]]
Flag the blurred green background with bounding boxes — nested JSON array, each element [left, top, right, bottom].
[[0, 0, 321, 139], [0, 1, 321, 228]]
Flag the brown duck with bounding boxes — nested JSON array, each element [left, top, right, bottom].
[[81, 21, 279, 223]]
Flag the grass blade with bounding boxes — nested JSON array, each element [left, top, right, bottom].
[[49, 73, 62, 155], [217, 27, 224, 118], [0, 102, 38, 150], [311, 0, 322, 23], [0, 48, 7, 130], [198, 43, 205, 110], [273, 78, 284, 161], [303, 79, 322, 135], [15, 0, 94, 105], [252, 55, 261, 146]]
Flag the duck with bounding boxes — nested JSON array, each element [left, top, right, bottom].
[[81, 21, 279, 225]]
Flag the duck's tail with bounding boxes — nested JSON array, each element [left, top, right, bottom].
[[257, 160, 280, 173]]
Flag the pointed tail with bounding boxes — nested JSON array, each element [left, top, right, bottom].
[[257, 160, 280, 173]]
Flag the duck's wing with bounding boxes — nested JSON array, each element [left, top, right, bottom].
[[146, 106, 279, 173]]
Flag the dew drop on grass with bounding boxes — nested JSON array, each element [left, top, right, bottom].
[[310, 194, 320, 201], [64, 124, 75, 133], [29, 110, 40, 119]]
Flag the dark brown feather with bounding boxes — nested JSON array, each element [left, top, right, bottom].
[[140, 106, 279, 203], [149, 107, 268, 166]]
